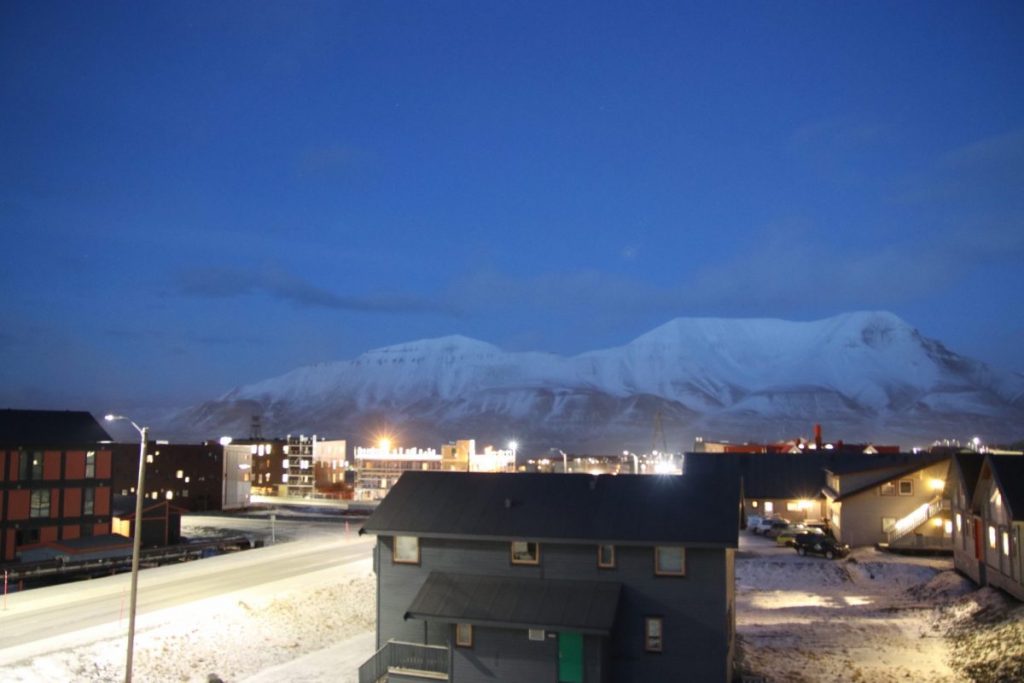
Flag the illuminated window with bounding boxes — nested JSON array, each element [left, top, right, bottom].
[[882, 517, 896, 532], [597, 544, 616, 569], [786, 501, 803, 512], [393, 536, 419, 564], [763, 501, 774, 514], [955, 513, 962, 533], [654, 546, 686, 576], [1003, 531, 1010, 557], [146, 454, 153, 464], [455, 623, 473, 647], [30, 489, 50, 518], [176, 470, 184, 479], [85, 451, 96, 478], [511, 541, 540, 565], [282, 458, 290, 469], [989, 525, 997, 549], [166, 491, 174, 500], [644, 617, 663, 652]]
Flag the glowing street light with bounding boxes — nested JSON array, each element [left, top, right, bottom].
[[104, 413, 148, 683], [623, 450, 639, 474]]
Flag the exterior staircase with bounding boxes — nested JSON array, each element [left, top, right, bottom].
[[885, 496, 950, 545]]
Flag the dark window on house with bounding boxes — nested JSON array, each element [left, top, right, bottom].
[[81, 524, 94, 538], [511, 541, 540, 565], [455, 623, 473, 647], [85, 451, 96, 478], [18, 451, 30, 480], [597, 544, 615, 569], [644, 617, 663, 652], [654, 546, 685, 576], [30, 489, 50, 518], [83, 488, 94, 515], [393, 536, 419, 564], [898, 480, 913, 496]]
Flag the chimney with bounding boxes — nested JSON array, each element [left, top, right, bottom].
[[814, 424, 823, 450]]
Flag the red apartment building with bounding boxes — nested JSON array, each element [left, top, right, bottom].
[[0, 410, 114, 563]]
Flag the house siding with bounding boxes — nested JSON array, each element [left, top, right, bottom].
[[829, 461, 950, 547], [375, 535, 733, 682]]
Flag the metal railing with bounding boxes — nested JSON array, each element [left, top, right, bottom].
[[886, 496, 950, 545], [358, 640, 449, 683]]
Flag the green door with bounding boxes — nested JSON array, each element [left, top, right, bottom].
[[558, 631, 583, 683]]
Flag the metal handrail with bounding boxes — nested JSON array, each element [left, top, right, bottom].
[[358, 640, 449, 683], [886, 496, 948, 544]]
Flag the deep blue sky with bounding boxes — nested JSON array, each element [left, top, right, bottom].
[[2, 1, 1022, 413]]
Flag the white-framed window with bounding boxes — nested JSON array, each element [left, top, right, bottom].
[[882, 517, 896, 533], [644, 617, 663, 652], [85, 451, 96, 478], [455, 623, 473, 647], [989, 525, 997, 549], [1003, 531, 1010, 557], [898, 480, 913, 496], [763, 501, 774, 514], [955, 513, 962, 533], [83, 487, 94, 515], [393, 535, 420, 564], [511, 541, 540, 565], [597, 544, 615, 569], [654, 546, 685, 576]]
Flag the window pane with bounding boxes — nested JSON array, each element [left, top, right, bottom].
[[511, 541, 539, 564], [656, 546, 685, 575], [456, 623, 472, 647], [645, 617, 663, 652], [394, 536, 419, 563], [598, 544, 615, 567]]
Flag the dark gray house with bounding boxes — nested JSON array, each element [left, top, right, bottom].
[[359, 468, 739, 682]]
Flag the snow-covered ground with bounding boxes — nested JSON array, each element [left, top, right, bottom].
[[2, 525, 1022, 682]]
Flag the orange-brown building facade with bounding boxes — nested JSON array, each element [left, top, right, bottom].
[[0, 410, 114, 562]]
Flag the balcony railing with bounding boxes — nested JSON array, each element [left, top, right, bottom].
[[358, 640, 449, 683]]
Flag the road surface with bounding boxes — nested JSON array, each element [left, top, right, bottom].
[[0, 527, 373, 660]]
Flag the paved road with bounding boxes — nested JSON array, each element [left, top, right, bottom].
[[0, 530, 374, 655]]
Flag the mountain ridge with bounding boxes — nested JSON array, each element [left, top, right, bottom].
[[164, 311, 1024, 450]]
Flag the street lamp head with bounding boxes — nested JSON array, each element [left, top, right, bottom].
[[105, 414, 122, 422]]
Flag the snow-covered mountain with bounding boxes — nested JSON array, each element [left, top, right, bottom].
[[164, 312, 1024, 450]]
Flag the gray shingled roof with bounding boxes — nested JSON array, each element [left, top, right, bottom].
[[0, 409, 112, 446], [686, 452, 829, 500], [405, 572, 621, 635], [988, 455, 1024, 522], [361, 467, 739, 547]]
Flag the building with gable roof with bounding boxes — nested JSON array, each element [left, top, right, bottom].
[[953, 454, 1024, 600], [359, 466, 740, 682]]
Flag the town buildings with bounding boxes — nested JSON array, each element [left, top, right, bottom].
[[0, 410, 114, 562], [359, 467, 739, 682]]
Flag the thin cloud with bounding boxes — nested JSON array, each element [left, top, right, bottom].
[[177, 267, 458, 315]]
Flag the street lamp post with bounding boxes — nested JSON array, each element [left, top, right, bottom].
[[105, 414, 148, 683]]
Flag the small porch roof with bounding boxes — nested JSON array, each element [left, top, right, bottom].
[[404, 572, 621, 636]]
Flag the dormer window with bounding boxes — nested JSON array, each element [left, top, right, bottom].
[[510, 541, 540, 565]]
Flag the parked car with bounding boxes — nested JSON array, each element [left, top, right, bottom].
[[754, 516, 789, 535], [803, 520, 835, 538], [745, 514, 764, 531], [763, 519, 792, 539], [792, 534, 850, 559], [775, 525, 824, 547]]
